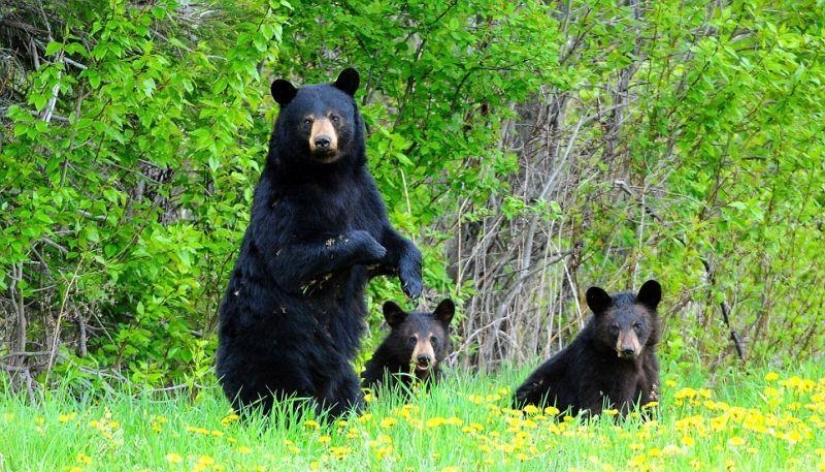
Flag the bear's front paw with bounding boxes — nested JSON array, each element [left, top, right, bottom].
[[347, 230, 387, 263], [401, 274, 423, 300], [398, 255, 423, 299]]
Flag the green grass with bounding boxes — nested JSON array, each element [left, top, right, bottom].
[[1, 363, 824, 471]]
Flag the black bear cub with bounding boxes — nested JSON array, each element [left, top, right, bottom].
[[513, 280, 662, 417], [361, 299, 455, 392]]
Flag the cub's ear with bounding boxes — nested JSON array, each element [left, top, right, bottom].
[[333, 68, 360, 96], [271, 79, 297, 106], [434, 299, 455, 326], [382, 301, 408, 328], [586, 286, 612, 315], [636, 279, 662, 310]]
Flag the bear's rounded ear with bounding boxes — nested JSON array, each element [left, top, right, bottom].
[[586, 286, 612, 315], [636, 279, 662, 310], [434, 299, 455, 326], [271, 79, 298, 106], [333, 68, 360, 96], [382, 301, 407, 328]]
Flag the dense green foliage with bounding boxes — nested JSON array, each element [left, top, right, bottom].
[[1, 0, 824, 388]]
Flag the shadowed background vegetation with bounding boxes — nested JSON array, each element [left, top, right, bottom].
[[1, 0, 823, 393]]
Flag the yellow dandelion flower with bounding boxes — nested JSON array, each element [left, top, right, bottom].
[[237, 446, 252, 455], [467, 394, 484, 404], [165, 453, 183, 464], [304, 419, 321, 429], [764, 372, 780, 381], [186, 425, 209, 435], [375, 445, 394, 460], [318, 435, 332, 444], [59, 412, 77, 423], [76, 452, 92, 464], [785, 430, 804, 444], [426, 417, 447, 428], [603, 408, 619, 417], [780, 376, 817, 393], [544, 406, 560, 416], [728, 436, 746, 447], [357, 413, 373, 424], [627, 455, 647, 466], [330, 446, 352, 460], [363, 392, 374, 403], [521, 404, 539, 414], [674, 387, 696, 399], [446, 417, 463, 426], [220, 413, 240, 426], [380, 417, 397, 428]]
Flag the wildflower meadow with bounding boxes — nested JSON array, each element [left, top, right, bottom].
[[1, 364, 824, 471]]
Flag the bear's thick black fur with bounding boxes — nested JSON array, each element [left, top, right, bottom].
[[361, 299, 455, 393], [216, 69, 423, 419], [513, 280, 662, 416]]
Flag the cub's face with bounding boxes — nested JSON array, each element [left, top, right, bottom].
[[586, 280, 662, 360], [383, 299, 455, 377], [270, 68, 361, 163]]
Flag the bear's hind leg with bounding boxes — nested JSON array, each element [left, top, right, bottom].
[[317, 369, 365, 419]]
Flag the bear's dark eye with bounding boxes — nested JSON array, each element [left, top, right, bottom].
[[408, 335, 417, 346], [302, 118, 312, 126], [329, 114, 340, 123], [633, 322, 642, 332], [430, 336, 439, 346], [610, 324, 620, 334]]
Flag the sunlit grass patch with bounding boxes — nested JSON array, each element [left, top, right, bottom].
[[0, 365, 824, 471]]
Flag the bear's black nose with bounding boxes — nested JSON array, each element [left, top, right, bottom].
[[621, 348, 635, 357], [314, 136, 331, 150], [417, 355, 431, 366]]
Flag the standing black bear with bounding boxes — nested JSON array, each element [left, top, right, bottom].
[[361, 299, 455, 392], [216, 69, 423, 419], [513, 279, 662, 416]]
